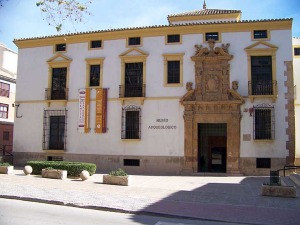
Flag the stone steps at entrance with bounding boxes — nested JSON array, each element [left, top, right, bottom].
[[289, 173, 300, 187]]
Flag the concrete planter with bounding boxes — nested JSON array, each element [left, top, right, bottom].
[[42, 169, 67, 179], [261, 184, 297, 198], [103, 175, 130, 186], [0, 166, 14, 174]]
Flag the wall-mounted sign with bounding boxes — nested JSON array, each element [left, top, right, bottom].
[[95, 88, 108, 133], [148, 118, 177, 130]]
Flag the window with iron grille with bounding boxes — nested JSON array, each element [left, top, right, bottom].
[[250, 56, 273, 95], [167, 61, 180, 84], [294, 47, 300, 56], [0, 103, 8, 119], [0, 82, 10, 97], [256, 158, 271, 168], [205, 32, 219, 41], [167, 34, 180, 43], [121, 105, 141, 139], [55, 43, 66, 52], [89, 65, 100, 86], [90, 40, 102, 49], [43, 109, 67, 150], [51, 67, 67, 100], [253, 30, 268, 39], [47, 156, 63, 161], [253, 105, 275, 140], [128, 37, 141, 46]]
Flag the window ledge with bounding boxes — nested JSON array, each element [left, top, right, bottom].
[[121, 139, 141, 142], [253, 139, 275, 142], [43, 150, 66, 154], [119, 97, 145, 105], [249, 95, 277, 103], [47, 100, 68, 107]]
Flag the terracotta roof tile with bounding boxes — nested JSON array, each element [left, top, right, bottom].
[[13, 18, 292, 42], [168, 9, 241, 18]]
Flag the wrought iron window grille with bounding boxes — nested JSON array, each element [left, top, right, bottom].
[[43, 109, 68, 150], [121, 105, 141, 139], [253, 104, 275, 140]]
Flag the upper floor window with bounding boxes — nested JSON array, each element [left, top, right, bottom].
[[46, 67, 68, 100], [249, 56, 275, 95], [128, 37, 141, 46], [205, 32, 219, 41], [253, 105, 275, 140], [294, 47, 300, 56], [167, 34, 180, 44], [163, 53, 184, 87], [90, 40, 102, 49], [253, 30, 268, 39], [89, 65, 100, 86], [0, 104, 8, 119], [121, 105, 141, 140], [121, 63, 144, 97], [55, 43, 66, 52], [0, 82, 10, 97]]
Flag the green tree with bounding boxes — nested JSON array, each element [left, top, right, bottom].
[[0, 0, 92, 32]]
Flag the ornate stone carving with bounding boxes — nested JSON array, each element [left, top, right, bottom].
[[232, 81, 239, 90], [186, 82, 193, 91]]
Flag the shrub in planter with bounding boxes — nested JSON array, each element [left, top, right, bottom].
[[103, 168, 129, 186], [26, 161, 97, 177], [0, 163, 14, 174]]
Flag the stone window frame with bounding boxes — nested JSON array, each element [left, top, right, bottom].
[[252, 30, 270, 41], [121, 105, 141, 141], [46, 54, 72, 106], [119, 48, 148, 105], [88, 40, 103, 50], [54, 43, 67, 53], [85, 58, 105, 88], [163, 53, 185, 87], [204, 32, 221, 43], [165, 34, 182, 45], [245, 41, 278, 103], [293, 45, 300, 58], [127, 36, 142, 47]]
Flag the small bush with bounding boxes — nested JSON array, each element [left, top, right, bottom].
[[0, 163, 11, 166], [109, 168, 127, 176], [26, 161, 97, 177]]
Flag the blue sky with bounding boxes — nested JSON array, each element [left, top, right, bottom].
[[0, 0, 299, 52]]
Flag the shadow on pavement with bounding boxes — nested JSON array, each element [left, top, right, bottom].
[[130, 176, 300, 225]]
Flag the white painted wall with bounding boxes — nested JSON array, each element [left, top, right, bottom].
[[13, 27, 292, 161]]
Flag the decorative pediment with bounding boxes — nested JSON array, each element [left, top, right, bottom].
[[244, 41, 278, 52], [47, 53, 72, 63], [119, 48, 149, 59], [192, 39, 233, 60]]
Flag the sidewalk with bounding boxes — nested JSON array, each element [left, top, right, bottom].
[[1, 169, 300, 225]]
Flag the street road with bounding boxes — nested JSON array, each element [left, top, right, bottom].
[[0, 198, 240, 225]]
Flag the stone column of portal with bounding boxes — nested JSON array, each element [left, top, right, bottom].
[[182, 107, 194, 174]]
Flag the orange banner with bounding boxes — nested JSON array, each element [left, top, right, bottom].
[[84, 88, 90, 133], [95, 88, 107, 133]]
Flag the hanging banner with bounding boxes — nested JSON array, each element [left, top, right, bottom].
[[95, 88, 108, 133], [84, 88, 90, 133], [78, 89, 86, 133]]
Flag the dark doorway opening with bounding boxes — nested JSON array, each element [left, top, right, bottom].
[[198, 123, 227, 173]]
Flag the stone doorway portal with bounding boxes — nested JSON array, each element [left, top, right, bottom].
[[198, 123, 227, 173], [180, 39, 245, 175]]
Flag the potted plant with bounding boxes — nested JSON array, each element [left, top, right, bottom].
[[0, 163, 14, 174], [103, 168, 130, 186], [41, 167, 67, 179]]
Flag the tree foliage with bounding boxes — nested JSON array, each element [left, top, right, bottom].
[[0, 0, 92, 32], [36, 0, 92, 32]]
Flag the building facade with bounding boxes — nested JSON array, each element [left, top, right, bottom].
[[0, 42, 17, 154], [13, 5, 295, 175], [293, 37, 300, 165]]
